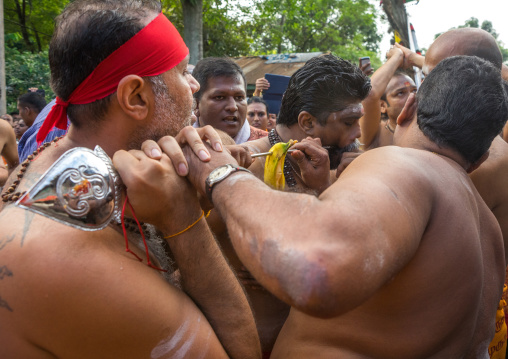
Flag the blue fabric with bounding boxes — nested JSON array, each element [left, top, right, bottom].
[[18, 99, 68, 162]]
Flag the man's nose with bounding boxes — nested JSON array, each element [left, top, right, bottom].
[[189, 75, 200, 94], [354, 123, 361, 139], [225, 97, 238, 112]]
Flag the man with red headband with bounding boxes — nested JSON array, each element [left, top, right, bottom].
[[0, 1, 260, 358]]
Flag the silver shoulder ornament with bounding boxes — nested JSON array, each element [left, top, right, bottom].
[[16, 146, 122, 231]]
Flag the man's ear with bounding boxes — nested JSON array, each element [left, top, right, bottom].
[[466, 150, 490, 174], [396, 93, 417, 126], [298, 111, 316, 135], [380, 100, 388, 114], [116, 75, 150, 121]]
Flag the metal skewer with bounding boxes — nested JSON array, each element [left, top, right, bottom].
[[251, 149, 296, 158]]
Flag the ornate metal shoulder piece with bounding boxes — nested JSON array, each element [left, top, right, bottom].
[[16, 146, 122, 231]]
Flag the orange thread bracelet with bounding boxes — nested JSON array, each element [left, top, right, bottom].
[[164, 210, 211, 239]]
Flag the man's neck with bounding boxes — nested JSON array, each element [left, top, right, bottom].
[[65, 126, 127, 159], [275, 124, 306, 143]]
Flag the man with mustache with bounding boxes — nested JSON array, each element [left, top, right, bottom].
[[204, 54, 370, 356], [247, 54, 371, 193], [174, 55, 508, 358], [0, 1, 260, 358], [192, 57, 268, 144]]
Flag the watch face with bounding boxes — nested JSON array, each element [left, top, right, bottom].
[[209, 165, 231, 182]]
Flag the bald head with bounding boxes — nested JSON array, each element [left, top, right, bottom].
[[423, 28, 503, 75]]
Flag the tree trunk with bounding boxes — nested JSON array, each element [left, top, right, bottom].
[[13, 0, 34, 52], [181, 0, 203, 65], [382, 0, 410, 48]]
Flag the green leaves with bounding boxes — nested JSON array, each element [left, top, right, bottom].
[[249, 0, 382, 64], [5, 47, 54, 112]]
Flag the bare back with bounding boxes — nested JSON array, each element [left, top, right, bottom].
[[0, 142, 253, 358], [272, 146, 505, 358], [470, 136, 508, 261]]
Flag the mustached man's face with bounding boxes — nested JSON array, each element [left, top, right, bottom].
[[310, 102, 363, 169], [196, 75, 247, 138]]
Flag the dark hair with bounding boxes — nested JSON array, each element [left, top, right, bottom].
[[17, 92, 46, 113], [49, 0, 162, 128], [417, 55, 508, 164], [192, 57, 246, 101], [278, 54, 371, 126], [247, 96, 268, 113]]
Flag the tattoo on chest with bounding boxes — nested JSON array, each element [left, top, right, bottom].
[[0, 235, 15, 251], [0, 265, 13, 279], [0, 296, 13, 312], [0, 265, 14, 312]]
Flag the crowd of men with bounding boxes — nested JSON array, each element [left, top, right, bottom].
[[1, 1, 508, 358]]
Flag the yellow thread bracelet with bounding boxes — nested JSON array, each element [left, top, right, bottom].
[[164, 210, 211, 239]]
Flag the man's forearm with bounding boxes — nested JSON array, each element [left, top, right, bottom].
[[369, 52, 404, 98], [211, 173, 333, 313], [0, 165, 8, 186], [165, 218, 261, 359]]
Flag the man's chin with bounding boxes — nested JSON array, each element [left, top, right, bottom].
[[327, 140, 360, 170]]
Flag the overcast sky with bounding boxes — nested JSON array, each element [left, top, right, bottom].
[[370, 0, 508, 56]]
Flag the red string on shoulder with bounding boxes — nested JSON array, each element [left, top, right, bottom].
[[121, 195, 167, 272]]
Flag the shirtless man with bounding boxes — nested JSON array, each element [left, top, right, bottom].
[[359, 47, 417, 150], [0, 1, 260, 358], [247, 54, 371, 190], [0, 119, 18, 186], [395, 28, 508, 259], [207, 54, 369, 354], [176, 55, 508, 358]]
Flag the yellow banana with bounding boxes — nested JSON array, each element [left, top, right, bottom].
[[264, 140, 297, 190]]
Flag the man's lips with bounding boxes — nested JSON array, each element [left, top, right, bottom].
[[222, 116, 239, 124]]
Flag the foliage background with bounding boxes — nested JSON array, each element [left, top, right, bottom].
[[2, 0, 507, 113]]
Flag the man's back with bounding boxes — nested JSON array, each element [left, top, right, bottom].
[[271, 146, 504, 358], [470, 136, 508, 261]]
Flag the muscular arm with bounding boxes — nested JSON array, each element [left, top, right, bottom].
[[186, 146, 433, 318], [360, 48, 404, 148], [164, 216, 261, 359], [114, 149, 261, 359]]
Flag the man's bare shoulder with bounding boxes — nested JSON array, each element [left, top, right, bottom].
[[0, 206, 226, 358]]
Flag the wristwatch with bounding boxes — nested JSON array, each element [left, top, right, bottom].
[[205, 164, 252, 203]]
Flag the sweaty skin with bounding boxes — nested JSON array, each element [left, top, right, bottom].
[[0, 20, 260, 356], [397, 29, 508, 262], [182, 91, 505, 358]]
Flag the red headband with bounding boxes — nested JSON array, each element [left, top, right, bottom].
[[37, 13, 188, 143]]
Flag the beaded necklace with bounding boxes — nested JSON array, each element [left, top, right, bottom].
[[2, 136, 65, 203], [268, 129, 297, 188]]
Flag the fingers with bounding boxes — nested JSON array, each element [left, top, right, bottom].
[[290, 138, 329, 172], [255, 78, 270, 91], [141, 140, 162, 159], [112, 150, 141, 183], [226, 144, 254, 168], [157, 136, 190, 176], [175, 125, 223, 157]]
